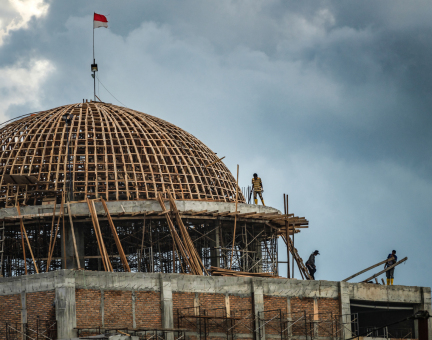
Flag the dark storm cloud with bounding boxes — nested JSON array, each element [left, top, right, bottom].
[[0, 0, 431, 286]]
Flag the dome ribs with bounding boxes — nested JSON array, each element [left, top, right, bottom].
[[0, 102, 245, 205]]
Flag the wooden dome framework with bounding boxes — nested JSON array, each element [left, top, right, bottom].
[[0, 102, 245, 206]]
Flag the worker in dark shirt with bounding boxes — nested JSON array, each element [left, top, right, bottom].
[[305, 250, 319, 280], [385, 250, 397, 285]]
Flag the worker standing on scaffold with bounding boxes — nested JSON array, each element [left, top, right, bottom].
[[385, 250, 397, 285], [252, 173, 265, 206]]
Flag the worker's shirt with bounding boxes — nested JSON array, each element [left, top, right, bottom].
[[306, 254, 316, 267], [386, 254, 397, 267], [252, 177, 263, 192]]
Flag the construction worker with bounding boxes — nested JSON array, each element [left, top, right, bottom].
[[252, 173, 265, 206], [305, 250, 319, 280], [385, 250, 397, 285]]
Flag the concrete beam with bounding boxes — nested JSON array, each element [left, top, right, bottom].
[[0, 200, 280, 220]]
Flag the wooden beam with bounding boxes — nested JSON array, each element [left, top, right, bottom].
[[342, 257, 396, 282], [362, 257, 408, 283], [66, 202, 81, 269], [101, 198, 131, 272], [205, 156, 225, 168]]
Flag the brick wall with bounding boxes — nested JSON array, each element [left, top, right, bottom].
[[104, 290, 133, 328], [317, 298, 340, 337], [229, 296, 253, 335], [0, 294, 21, 340], [135, 291, 162, 329], [76, 289, 102, 328], [173, 292, 195, 328], [263, 296, 287, 335], [27, 291, 56, 337]]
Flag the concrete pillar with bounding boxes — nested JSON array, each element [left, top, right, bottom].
[[61, 222, 85, 270], [55, 274, 77, 339], [414, 287, 432, 340], [313, 298, 319, 337], [132, 291, 136, 329], [21, 291, 27, 340], [252, 279, 265, 340], [339, 281, 351, 340], [160, 275, 174, 340], [100, 289, 105, 328], [211, 219, 221, 268], [286, 297, 292, 337]]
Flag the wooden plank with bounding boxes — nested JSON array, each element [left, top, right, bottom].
[[205, 156, 225, 168], [342, 258, 396, 282], [17, 205, 27, 275], [362, 257, 408, 283], [66, 202, 81, 269]]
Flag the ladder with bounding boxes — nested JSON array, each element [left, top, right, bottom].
[[282, 235, 311, 280], [0, 220, 4, 277]]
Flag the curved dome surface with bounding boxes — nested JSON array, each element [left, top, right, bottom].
[[0, 102, 245, 203]]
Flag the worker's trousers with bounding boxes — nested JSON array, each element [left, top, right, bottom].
[[307, 265, 316, 280], [253, 190, 264, 202], [386, 268, 395, 279]]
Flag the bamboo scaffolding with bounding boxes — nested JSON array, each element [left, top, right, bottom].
[[16, 204, 38, 273], [166, 190, 208, 275]]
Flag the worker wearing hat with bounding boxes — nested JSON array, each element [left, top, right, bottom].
[[385, 250, 397, 285], [306, 250, 320, 280], [252, 173, 265, 206]]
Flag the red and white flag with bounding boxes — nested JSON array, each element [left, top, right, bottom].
[[94, 13, 108, 29]]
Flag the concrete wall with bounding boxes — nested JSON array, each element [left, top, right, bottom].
[[0, 271, 430, 340]]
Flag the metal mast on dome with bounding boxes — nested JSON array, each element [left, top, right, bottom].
[[92, 13, 109, 101]]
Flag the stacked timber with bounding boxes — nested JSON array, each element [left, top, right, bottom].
[[209, 266, 282, 278]]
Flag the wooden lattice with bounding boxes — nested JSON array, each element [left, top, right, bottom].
[[0, 102, 245, 205]]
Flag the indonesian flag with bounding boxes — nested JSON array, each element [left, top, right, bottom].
[[94, 13, 108, 28]]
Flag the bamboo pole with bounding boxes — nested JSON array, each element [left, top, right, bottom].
[[342, 257, 397, 282], [16, 205, 29, 274], [46, 194, 65, 271], [66, 202, 81, 269], [86, 198, 107, 271], [166, 190, 208, 275], [362, 257, 408, 283], [101, 198, 130, 272], [230, 164, 239, 270], [205, 156, 225, 168], [91, 199, 113, 272], [157, 193, 194, 273], [62, 192, 66, 269]]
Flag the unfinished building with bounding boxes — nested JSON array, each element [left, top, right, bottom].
[[0, 102, 430, 340]]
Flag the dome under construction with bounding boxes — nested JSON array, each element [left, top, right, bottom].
[[0, 101, 244, 206], [0, 101, 308, 280]]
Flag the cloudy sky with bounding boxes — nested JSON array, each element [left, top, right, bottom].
[[1, 0, 431, 287]]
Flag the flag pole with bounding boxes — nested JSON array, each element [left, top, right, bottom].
[[93, 15, 96, 101]]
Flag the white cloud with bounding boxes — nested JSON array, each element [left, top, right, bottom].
[[0, 0, 49, 45], [0, 59, 55, 120]]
